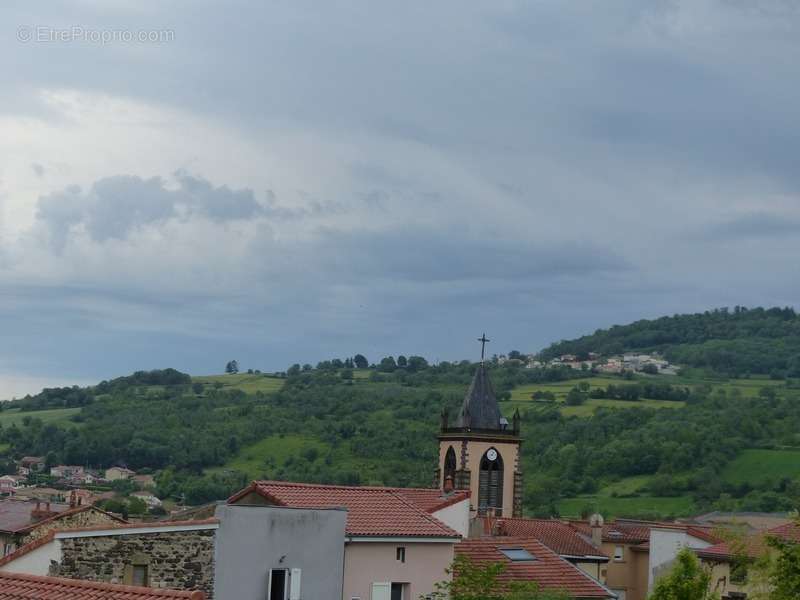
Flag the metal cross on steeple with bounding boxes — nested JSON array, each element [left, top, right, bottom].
[[478, 333, 490, 363]]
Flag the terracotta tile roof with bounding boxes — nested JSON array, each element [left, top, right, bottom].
[[0, 572, 205, 599], [570, 518, 678, 544], [389, 488, 470, 513], [697, 522, 800, 561], [456, 537, 614, 598], [0, 500, 70, 534], [229, 481, 461, 538], [483, 518, 607, 559]]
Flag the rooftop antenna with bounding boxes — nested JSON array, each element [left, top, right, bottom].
[[478, 333, 490, 364]]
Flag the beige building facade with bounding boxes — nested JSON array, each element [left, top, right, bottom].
[[343, 540, 455, 600]]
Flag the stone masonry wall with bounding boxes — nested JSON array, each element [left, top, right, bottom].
[[53, 530, 215, 598], [20, 508, 120, 545]]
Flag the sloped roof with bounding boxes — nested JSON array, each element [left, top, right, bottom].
[[569, 519, 654, 544], [0, 500, 70, 534], [454, 365, 502, 430], [697, 521, 800, 561], [456, 537, 615, 598], [0, 572, 205, 599], [228, 481, 461, 538], [484, 518, 607, 559], [391, 487, 470, 513]]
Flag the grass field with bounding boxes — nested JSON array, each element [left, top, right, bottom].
[[508, 378, 624, 402], [503, 376, 687, 417], [560, 398, 685, 417], [192, 373, 285, 395], [503, 373, 791, 418], [0, 407, 81, 427], [208, 434, 328, 479], [557, 494, 695, 518], [721, 449, 800, 485]]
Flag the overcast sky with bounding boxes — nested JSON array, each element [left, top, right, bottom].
[[1, 1, 799, 397]]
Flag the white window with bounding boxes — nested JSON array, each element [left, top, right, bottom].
[[614, 545, 624, 561], [396, 547, 406, 563]]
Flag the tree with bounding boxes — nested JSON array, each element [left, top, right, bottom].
[[287, 364, 301, 376], [565, 387, 587, 406], [225, 360, 239, 374], [647, 548, 719, 600], [767, 532, 800, 599], [353, 354, 369, 369], [191, 382, 204, 395], [407, 356, 429, 372], [378, 356, 397, 373], [428, 555, 569, 600], [397, 355, 408, 368]]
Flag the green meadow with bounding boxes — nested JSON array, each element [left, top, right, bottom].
[[721, 449, 800, 485], [0, 407, 81, 427], [192, 373, 285, 395], [556, 494, 696, 519]]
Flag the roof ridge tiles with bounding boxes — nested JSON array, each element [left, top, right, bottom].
[[0, 571, 205, 599]]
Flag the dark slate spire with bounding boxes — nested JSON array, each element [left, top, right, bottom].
[[455, 364, 502, 430]]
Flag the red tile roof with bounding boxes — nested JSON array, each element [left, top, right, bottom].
[[0, 500, 71, 533], [697, 522, 800, 561], [483, 518, 607, 559], [456, 537, 614, 598], [390, 487, 470, 513], [0, 572, 205, 599], [229, 481, 461, 538]]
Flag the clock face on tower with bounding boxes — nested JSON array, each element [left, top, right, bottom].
[[486, 448, 498, 462]]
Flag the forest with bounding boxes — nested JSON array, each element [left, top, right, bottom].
[[0, 363, 799, 516], [540, 306, 800, 377]]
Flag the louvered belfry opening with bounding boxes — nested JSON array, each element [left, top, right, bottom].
[[478, 448, 503, 516]]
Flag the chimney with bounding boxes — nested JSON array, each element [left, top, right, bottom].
[[495, 519, 508, 536], [590, 513, 604, 548], [443, 476, 454, 494], [31, 499, 58, 522]]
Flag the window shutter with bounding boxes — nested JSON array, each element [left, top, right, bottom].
[[371, 582, 391, 600], [478, 470, 489, 511], [289, 568, 302, 600]]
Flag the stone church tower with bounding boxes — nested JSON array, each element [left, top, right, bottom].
[[436, 359, 522, 518]]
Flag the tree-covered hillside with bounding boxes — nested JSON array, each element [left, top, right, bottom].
[[540, 306, 800, 376], [3, 359, 800, 518]]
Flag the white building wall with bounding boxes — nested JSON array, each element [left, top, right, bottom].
[[0, 540, 61, 576], [648, 529, 712, 590], [431, 499, 470, 538]]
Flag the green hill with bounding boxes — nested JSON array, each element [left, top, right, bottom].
[[2, 308, 800, 518], [540, 306, 800, 377]]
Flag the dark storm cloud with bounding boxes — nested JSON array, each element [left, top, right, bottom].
[[314, 228, 629, 284], [2, 0, 800, 391], [706, 212, 800, 240]]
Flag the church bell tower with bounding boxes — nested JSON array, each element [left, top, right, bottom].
[[436, 334, 522, 518]]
